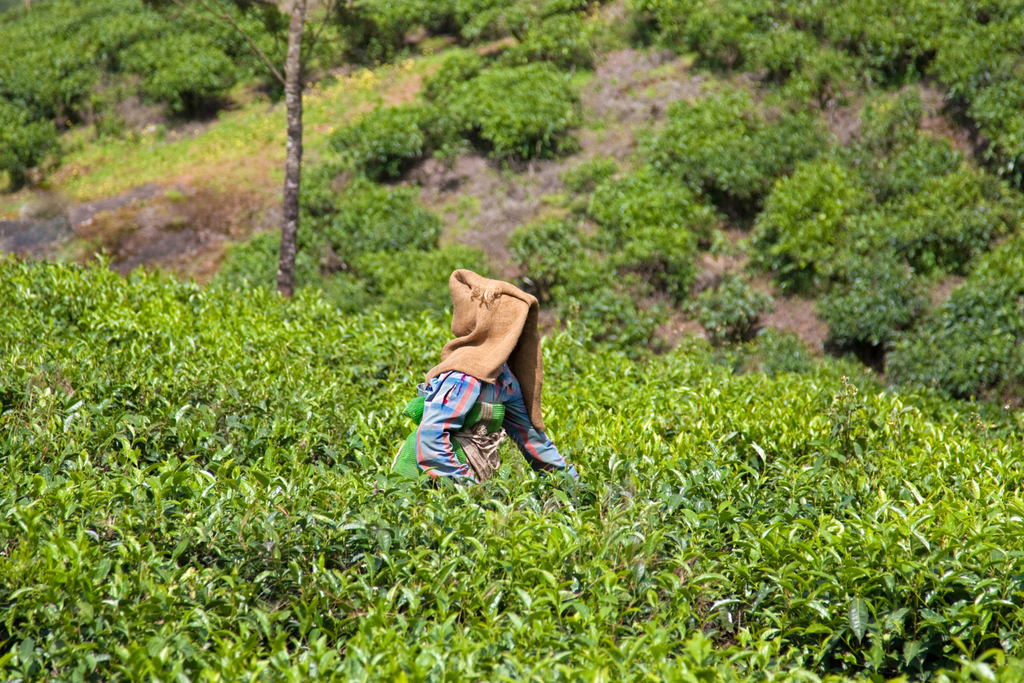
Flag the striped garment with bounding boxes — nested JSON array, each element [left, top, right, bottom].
[[414, 364, 579, 482]]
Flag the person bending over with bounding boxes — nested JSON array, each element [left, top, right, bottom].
[[395, 269, 579, 483]]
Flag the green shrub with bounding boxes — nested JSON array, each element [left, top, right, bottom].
[[860, 90, 924, 154], [588, 166, 716, 300], [928, 6, 1024, 183], [688, 273, 774, 345], [848, 135, 963, 202], [498, 12, 596, 69], [321, 178, 443, 259], [750, 159, 870, 292], [509, 216, 665, 351], [422, 51, 484, 103], [448, 63, 580, 159], [542, 259, 667, 352], [755, 328, 814, 376], [218, 176, 447, 314], [0, 0, 277, 120], [216, 236, 488, 319], [354, 244, 492, 317], [330, 104, 439, 180], [776, 46, 865, 106], [335, 0, 456, 63], [120, 34, 238, 113], [455, 0, 594, 44], [629, 0, 769, 70], [560, 157, 618, 193], [0, 99, 61, 190], [888, 236, 1024, 398], [215, 231, 323, 290], [798, 0, 941, 76], [817, 255, 924, 349], [509, 218, 587, 302], [873, 169, 1021, 275], [644, 88, 825, 207]]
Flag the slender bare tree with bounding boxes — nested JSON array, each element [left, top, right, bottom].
[[169, 0, 332, 298], [277, 0, 306, 298]]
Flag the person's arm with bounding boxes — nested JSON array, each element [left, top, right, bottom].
[[502, 388, 579, 481], [414, 371, 481, 482]]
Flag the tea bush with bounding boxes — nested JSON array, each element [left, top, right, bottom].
[[319, 178, 442, 259], [750, 159, 869, 293], [117, 33, 239, 114], [629, 0, 1024, 189], [753, 100, 1023, 296], [335, 0, 446, 63], [509, 217, 587, 302], [0, 0, 306, 183], [510, 218, 663, 350], [3, 258, 1024, 681], [872, 169, 1020, 275], [588, 166, 717, 300], [216, 230, 323, 292], [335, 61, 581, 167], [859, 90, 925, 155], [753, 328, 815, 376], [888, 236, 1024, 398], [498, 12, 597, 70], [337, 0, 600, 67], [421, 51, 484, 103], [447, 63, 581, 159], [216, 176, 481, 318], [817, 255, 924, 349], [560, 157, 618, 193], [643, 88, 825, 209], [688, 273, 774, 345], [0, 100, 61, 190], [0, 0, 282, 121], [330, 104, 439, 180]]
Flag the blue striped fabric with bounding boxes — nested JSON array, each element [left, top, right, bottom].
[[414, 364, 579, 482]]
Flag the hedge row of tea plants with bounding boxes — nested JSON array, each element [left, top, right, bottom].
[[510, 161, 731, 351], [3, 258, 1024, 680], [745, 91, 1024, 395], [338, 0, 601, 67], [0, 0, 299, 187], [642, 86, 826, 213], [629, 0, 1024, 186], [888, 234, 1024, 399], [331, 56, 581, 175]]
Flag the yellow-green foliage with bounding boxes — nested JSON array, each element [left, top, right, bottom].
[[3, 259, 1024, 680]]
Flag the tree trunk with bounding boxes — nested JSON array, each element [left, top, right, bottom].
[[277, 0, 308, 298]]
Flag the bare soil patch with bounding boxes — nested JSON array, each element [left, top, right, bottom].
[[413, 155, 558, 276], [383, 72, 424, 106], [928, 275, 964, 308], [73, 185, 273, 283], [825, 100, 862, 146], [762, 295, 829, 354], [918, 84, 976, 156], [585, 48, 704, 125]]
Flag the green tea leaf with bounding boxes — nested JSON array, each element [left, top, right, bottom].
[[848, 597, 869, 642]]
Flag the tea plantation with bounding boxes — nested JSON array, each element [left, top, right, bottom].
[[7, 0, 1024, 679], [3, 259, 1024, 681]]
